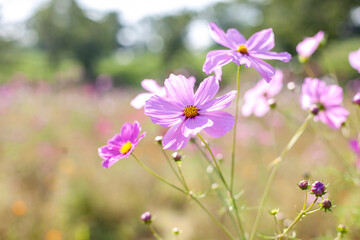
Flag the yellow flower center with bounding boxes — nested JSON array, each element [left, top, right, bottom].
[[120, 141, 132, 154], [237, 45, 248, 54], [184, 105, 198, 118]]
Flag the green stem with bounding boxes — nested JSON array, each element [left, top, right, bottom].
[[160, 147, 185, 188], [304, 62, 316, 78], [176, 163, 189, 192], [249, 114, 313, 240], [148, 224, 163, 240], [133, 154, 235, 239], [177, 161, 236, 240], [302, 191, 307, 212], [278, 197, 318, 239], [132, 154, 186, 194], [231, 65, 241, 192], [198, 133, 246, 240]]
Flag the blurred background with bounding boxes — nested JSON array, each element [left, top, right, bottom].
[[1, 0, 360, 239]]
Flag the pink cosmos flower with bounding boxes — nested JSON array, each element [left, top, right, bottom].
[[144, 74, 236, 150], [301, 78, 349, 129], [296, 31, 324, 60], [203, 22, 291, 82], [349, 139, 360, 169], [241, 69, 283, 117], [349, 48, 360, 73], [98, 121, 146, 168]]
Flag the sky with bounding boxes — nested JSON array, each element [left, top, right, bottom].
[[0, 0, 224, 24]]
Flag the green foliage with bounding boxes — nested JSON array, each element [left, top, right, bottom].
[[29, 0, 120, 81]]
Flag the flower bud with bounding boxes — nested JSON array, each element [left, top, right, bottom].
[[141, 211, 152, 224], [311, 181, 326, 197], [269, 208, 279, 216], [353, 93, 360, 106], [172, 227, 180, 235], [154, 136, 163, 144], [267, 98, 277, 109], [298, 180, 309, 190], [310, 104, 319, 115], [337, 224, 347, 234], [172, 152, 182, 161], [321, 199, 332, 212]]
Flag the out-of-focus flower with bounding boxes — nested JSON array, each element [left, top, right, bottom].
[[203, 22, 291, 82], [349, 139, 360, 169], [131, 77, 195, 109], [311, 181, 326, 197], [242, 70, 283, 117], [296, 31, 324, 61], [145, 74, 236, 150], [353, 92, 360, 106], [98, 121, 146, 168], [141, 211, 152, 224], [46, 229, 62, 240], [349, 48, 360, 73], [301, 78, 349, 129], [11, 200, 27, 216]]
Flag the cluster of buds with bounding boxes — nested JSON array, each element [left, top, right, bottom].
[[298, 180, 333, 212]]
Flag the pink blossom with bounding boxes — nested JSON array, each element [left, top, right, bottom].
[[349, 48, 360, 73], [301, 78, 349, 129], [98, 121, 146, 168], [144, 74, 236, 150], [296, 31, 324, 59], [241, 70, 283, 117], [203, 22, 291, 82]]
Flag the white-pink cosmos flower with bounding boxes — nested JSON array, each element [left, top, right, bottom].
[[130, 79, 166, 109], [296, 31, 324, 60], [349, 48, 360, 74], [242, 70, 283, 117]]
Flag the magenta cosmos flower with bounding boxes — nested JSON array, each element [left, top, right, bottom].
[[242, 69, 283, 117], [144, 74, 236, 150], [203, 22, 291, 82], [98, 121, 146, 168], [301, 78, 349, 129], [349, 48, 360, 73], [296, 31, 324, 60]]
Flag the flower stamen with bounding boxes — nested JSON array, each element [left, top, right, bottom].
[[237, 45, 248, 54], [184, 105, 198, 118], [120, 141, 132, 154]]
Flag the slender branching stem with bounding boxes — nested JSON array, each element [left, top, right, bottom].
[[304, 62, 316, 78], [148, 224, 164, 240], [159, 147, 185, 188], [231, 65, 241, 192], [278, 197, 318, 239], [249, 114, 313, 240], [132, 154, 186, 194], [198, 133, 246, 240], [132, 154, 235, 239]]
